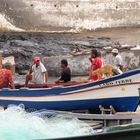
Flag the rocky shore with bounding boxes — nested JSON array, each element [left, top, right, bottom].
[[0, 32, 112, 75], [0, 30, 140, 76]]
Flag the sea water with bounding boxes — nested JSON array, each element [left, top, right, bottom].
[[0, 105, 94, 140]]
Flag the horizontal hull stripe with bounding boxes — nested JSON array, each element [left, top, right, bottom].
[[0, 96, 139, 112]]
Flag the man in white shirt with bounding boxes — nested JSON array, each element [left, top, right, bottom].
[[111, 48, 124, 75], [25, 56, 48, 86]]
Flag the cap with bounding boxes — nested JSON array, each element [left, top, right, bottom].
[[112, 48, 118, 54], [33, 56, 40, 62], [3, 62, 12, 66]]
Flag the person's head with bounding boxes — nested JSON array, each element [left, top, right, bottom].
[[33, 56, 40, 66], [61, 59, 68, 69], [3, 62, 11, 70], [91, 49, 98, 58], [112, 48, 118, 56]]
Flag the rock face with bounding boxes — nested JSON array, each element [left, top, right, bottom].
[[0, 32, 112, 75], [43, 55, 90, 76], [0, 32, 139, 76]]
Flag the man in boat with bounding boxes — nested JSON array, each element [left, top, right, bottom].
[[111, 48, 124, 75], [0, 62, 15, 89], [25, 56, 48, 86], [55, 59, 71, 84], [88, 49, 102, 81]]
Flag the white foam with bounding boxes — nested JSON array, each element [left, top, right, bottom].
[[0, 105, 94, 139]]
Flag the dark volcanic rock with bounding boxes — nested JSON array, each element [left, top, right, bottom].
[[0, 32, 113, 75]]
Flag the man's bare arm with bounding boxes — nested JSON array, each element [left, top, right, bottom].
[[10, 81, 15, 89], [45, 71, 48, 83]]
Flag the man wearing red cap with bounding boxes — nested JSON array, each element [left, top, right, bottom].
[[25, 56, 48, 86]]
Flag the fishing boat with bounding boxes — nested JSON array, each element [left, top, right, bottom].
[[0, 68, 140, 112], [34, 108, 140, 140], [34, 109, 140, 140]]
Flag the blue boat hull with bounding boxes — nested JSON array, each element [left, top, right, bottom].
[[0, 96, 139, 113]]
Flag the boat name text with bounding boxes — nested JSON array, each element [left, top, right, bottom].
[[99, 79, 132, 87]]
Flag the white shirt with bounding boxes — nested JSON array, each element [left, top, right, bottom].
[[112, 54, 123, 74], [114, 55, 123, 67], [32, 62, 47, 84]]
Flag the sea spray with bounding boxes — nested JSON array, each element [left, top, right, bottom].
[[0, 104, 94, 140]]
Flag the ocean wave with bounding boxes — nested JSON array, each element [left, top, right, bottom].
[[0, 105, 94, 139]]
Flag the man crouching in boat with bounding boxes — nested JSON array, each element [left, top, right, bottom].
[[25, 56, 48, 87], [55, 59, 71, 84], [111, 49, 124, 75], [0, 63, 15, 89], [0, 55, 15, 89]]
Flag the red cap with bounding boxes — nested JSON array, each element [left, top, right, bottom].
[[33, 56, 40, 62]]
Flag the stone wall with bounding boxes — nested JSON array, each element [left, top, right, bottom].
[[1, 0, 140, 31]]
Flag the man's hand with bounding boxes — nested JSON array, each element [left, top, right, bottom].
[[89, 57, 92, 63]]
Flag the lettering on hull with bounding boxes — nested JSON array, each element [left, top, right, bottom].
[[99, 79, 132, 87]]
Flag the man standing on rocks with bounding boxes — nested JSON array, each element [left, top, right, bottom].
[[25, 56, 48, 86]]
